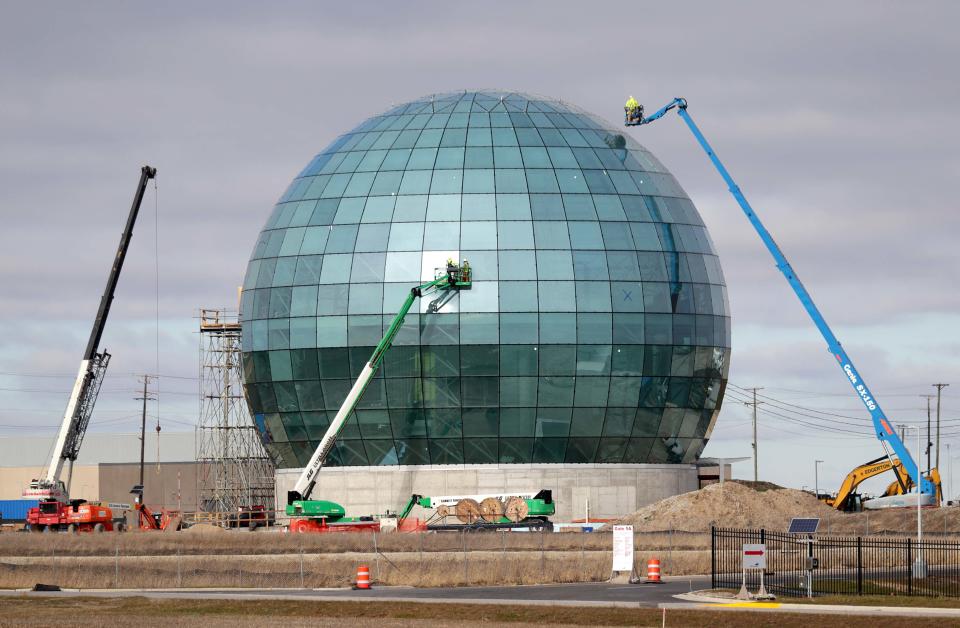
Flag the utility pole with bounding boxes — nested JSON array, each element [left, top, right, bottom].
[[947, 443, 952, 504], [743, 388, 763, 482], [922, 395, 935, 475], [934, 384, 949, 469], [815, 460, 824, 498], [134, 375, 156, 503]]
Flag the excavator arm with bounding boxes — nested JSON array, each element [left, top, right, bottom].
[[825, 456, 907, 511]]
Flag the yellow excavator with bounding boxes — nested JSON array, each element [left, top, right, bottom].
[[823, 456, 942, 511]]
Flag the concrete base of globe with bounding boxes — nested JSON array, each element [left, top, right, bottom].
[[275, 463, 699, 523]]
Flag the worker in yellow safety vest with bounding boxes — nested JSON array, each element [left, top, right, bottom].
[[624, 96, 642, 124]]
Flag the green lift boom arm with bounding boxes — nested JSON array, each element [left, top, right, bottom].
[[287, 262, 472, 504]]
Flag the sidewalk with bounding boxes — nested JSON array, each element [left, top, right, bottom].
[[663, 595, 960, 618]]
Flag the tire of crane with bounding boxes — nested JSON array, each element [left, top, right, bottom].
[[248, 522, 258, 532], [93, 523, 105, 533], [115, 522, 126, 533], [67, 524, 77, 534], [41, 525, 52, 534]]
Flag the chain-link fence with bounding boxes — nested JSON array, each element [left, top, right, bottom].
[[0, 528, 709, 589]]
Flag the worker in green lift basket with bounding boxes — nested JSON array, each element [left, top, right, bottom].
[[624, 95, 642, 124]]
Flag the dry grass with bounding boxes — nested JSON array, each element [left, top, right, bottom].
[[0, 548, 711, 589], [0, 528, 708, 556], [0, 596, 956, 628], [0, 529, 713, 589]]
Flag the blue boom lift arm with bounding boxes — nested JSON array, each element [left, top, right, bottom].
[[626, 98, 933, 497]]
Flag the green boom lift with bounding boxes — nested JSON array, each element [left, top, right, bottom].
[[286, 261, 472, 531]]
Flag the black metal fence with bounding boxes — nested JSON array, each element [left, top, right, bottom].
[[712, 526, 960, 598]]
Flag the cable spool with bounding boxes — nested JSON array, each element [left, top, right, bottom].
[[455, 498, 481, 523], [503, 496, 528, 522], [436, 505, 450, 519], [479, 497, 504, 522]]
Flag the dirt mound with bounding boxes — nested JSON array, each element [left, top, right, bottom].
[[617, 481, 960, 536], [616, 481, 841, 532], [182, 523, 226, 535]]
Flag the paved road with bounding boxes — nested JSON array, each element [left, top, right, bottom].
[[0, 577, 712, 608]]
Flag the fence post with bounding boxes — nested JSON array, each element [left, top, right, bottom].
[[114, 545, 119, 589], [299, 545, 305, 588], [540, 528, 545, 583], [668, 528, 673, 574], [710, 526, 716, 590], [580, 531, 585, 581], [461, 529, 468, 585], [856, 537, 862, 596], [373, 531, 381, 583], [907, 538, 912, 596], [502, 530, 507, 584], [177, 547, 182, 588]]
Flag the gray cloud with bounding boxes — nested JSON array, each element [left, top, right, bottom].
[[1, 1, 957, 487]]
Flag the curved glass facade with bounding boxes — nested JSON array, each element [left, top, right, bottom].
[[240, 91, 730, 469]]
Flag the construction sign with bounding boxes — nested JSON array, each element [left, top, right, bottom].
[[742, 544, 767, 569], [612, 525, 634, 571]]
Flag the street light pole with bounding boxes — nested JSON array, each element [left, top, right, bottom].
[[901, 424, 926, 578], [917, 425, 922, 550], [815, 460, 824, 499]]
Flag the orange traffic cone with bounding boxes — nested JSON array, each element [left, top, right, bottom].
[[646, 558, 662, 583], [355, 564, 371, 589]]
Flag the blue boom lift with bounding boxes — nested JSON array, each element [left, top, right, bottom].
[[626, 98, 937, 508]]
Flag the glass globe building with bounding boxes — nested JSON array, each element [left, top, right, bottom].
[[240, 90, 730, 470]]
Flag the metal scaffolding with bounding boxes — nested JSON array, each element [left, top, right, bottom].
[[196, 308, 274, 513]]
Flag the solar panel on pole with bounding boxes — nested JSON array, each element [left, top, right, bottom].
[[788, 518, 820, 534]]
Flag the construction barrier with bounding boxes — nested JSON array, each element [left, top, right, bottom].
[[646, 558, 661, 583], [355, 564, 371, 589]]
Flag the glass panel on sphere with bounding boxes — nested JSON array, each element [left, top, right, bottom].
[[461, 194, 496, 220], [539, 312, 576, 343], [497, 221, 534, 249], [499, 438, 533, 463], [500, 345, 538, 376], [530, 194, 565, 220], [535, 250, 573, 280], [499, 313, 538, 344], [496, 194, 532, 220], [464, 147, 494, 168]]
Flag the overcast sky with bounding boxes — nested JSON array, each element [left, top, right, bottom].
[[1, 2, 957, 495]]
